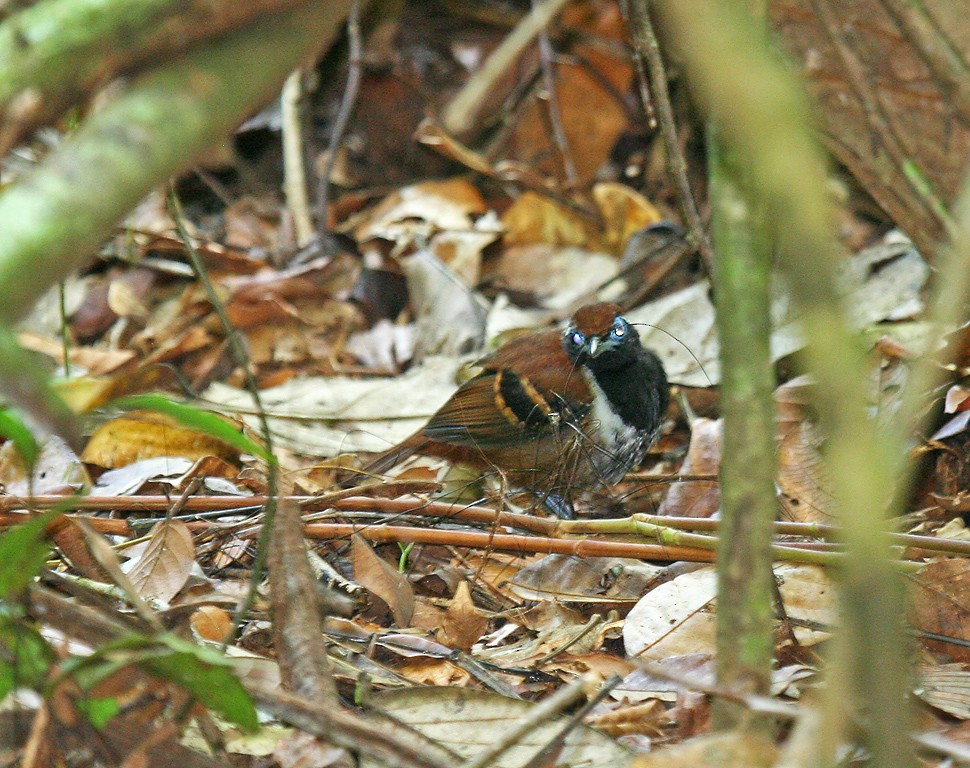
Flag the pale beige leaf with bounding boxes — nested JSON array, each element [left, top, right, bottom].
[[623, 567, 718, 660], [365, 687, 633, 768], [127, 519, 195, 604]]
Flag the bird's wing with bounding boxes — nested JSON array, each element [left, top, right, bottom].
[[423, 369, 587, 449]]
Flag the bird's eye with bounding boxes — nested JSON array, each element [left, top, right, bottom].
[[611, 319, 627, 338], [570, 330, 585, 347]]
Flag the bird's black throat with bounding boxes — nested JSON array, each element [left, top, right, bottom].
[[584, 347, 668, 434]]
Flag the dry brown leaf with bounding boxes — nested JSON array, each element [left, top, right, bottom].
[[18, 332, 136, 377], [500, 191, 600, 250], [408, 600, 448, 633], [658, 418, 722, 518], [190, 606, 234, 644], [211, 536, 252, 570], [436, 581, 488, 651], [912, 558, 970, 662], [587, 700, 666, 738], [82, 411, 240, 469], [126, 519, 195, 605], [48, 516, 115, 582], [352, 534, 414, 627], [592, 182, 663, 255], [777, 420, 836, 522], [509, 555, 662, 603], [769, 0, 969, 257], [63, 519, 159, 623], [394, 658, 471, 687]]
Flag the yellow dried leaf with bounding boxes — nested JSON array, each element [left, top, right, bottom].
[[82, 411, 240, 468]]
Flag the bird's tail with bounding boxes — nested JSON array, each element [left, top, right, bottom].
[[344, 432, 429, 486]]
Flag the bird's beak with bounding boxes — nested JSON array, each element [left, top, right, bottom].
[[588, 337, 602, 357]]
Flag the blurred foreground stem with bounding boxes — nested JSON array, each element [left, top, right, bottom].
[[656, 1, 915, 764], [708, 129, 777, 728]]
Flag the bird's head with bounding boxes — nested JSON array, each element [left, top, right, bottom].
[[562, 303, 638, 369]]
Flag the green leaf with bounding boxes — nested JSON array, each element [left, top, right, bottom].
[[0, 509, 62, 597], [143, 634, 257, 731], [107, 394, 274, 464], [75, 696, 120, 729], [0, 408, 39, 470], [71, 633, 258, 731], [0, 615, 55, 698]]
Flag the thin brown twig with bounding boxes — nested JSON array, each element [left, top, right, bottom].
[[3, 495, 970, 557], [531, 0, 578, 186], [442, 0, 572, 136], [167, 188, 280, 641], [316, 0, 362, 245], [625, 0, 714, 271]]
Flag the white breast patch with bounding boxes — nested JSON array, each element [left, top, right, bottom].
[[582, 371, 644, 484]]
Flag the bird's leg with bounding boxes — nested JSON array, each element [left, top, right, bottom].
[[540, 491, 575, 520]]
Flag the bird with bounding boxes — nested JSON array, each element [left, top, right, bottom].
[[358, 302, 669, 519]]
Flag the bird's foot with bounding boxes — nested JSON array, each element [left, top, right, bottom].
[[540, 491, 575, 520]]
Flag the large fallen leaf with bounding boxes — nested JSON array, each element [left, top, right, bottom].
[[203, 355, 461, 456], [366, 687, 634, 768], [125, 519, 195, 605], [769, 0, 970, 258], [623, 567, 718, 660], [508, 555, 663, 602], [82, 411, 240, 468], [912, 558, 970, 662], [658, 418, 722, 518], [623, 564, 835, 660]]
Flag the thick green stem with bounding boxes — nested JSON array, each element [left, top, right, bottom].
[[0, 2, 348, 326], [656, 1, 916, 764], [0, 0, 315, 136], [708, 130, 778, 729]]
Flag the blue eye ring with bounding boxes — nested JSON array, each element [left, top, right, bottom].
[[610, 319, 627, 338], [567, 330, 585, 348]]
